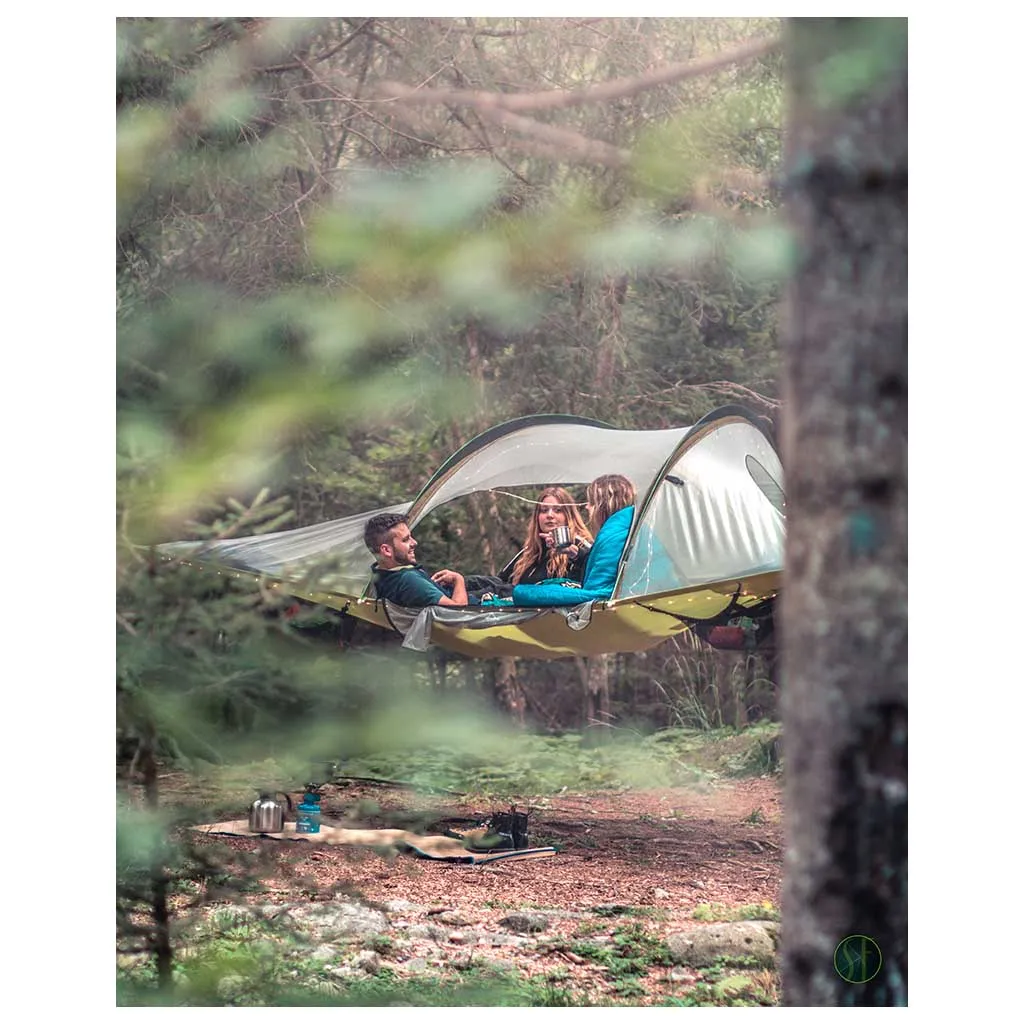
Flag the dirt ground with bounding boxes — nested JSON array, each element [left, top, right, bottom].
[[180, 774, 783, 1003]]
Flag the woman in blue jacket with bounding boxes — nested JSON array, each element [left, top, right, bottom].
[[511, 474, 637, 607]]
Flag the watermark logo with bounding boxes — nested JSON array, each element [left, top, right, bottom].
[[834, 935, 882, 984]]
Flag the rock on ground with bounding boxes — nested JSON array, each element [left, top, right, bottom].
[[666, 921, 779, 968]]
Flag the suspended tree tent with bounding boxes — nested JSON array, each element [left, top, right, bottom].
[[158, 405, 784, 661]]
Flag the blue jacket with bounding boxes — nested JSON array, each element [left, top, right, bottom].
[[511, 506, 635, 607]]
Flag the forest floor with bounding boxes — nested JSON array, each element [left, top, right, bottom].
[[157, 766, 784, 1006]]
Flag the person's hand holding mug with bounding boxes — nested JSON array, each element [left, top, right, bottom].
[[551, 525, 572, 549]]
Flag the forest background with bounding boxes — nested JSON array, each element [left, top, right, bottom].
[[6, 10, 985, 1010], [109, 14, 915, 1007], [116, 15, 789, 743]]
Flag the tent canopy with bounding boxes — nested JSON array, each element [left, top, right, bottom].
[[158, 405, 784, 659]]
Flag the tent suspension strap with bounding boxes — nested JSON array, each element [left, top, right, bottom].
[[631, 591, 777, 652], [634, 583, 754, 629], [634, 603, 696, 627], [720, 583, 746, 622]]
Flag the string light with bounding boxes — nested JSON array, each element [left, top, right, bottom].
[[487, 489, 587, 507]]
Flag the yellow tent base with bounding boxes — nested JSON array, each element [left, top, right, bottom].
[[295, 572, 780, 660], [173, 560, 778, 661]]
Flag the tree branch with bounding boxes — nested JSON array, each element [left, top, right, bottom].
[[375, 35, 780, 114], [117, 612, 139, 636], [256, 19, 375, 73], [466, 104, 630, 167], [443, 105, 536, 187]]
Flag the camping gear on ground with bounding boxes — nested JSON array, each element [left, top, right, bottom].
[[194, 819, 557, 865], [295, 788, 322, 834], [550, 525, 572, 550], [445, 808, 531, 851], [479, 808, 531, 850], [158, 405, 783, 661], [249, 791, 293, 834]]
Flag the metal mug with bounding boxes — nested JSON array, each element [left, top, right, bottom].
[[550, 525, 572, 549]]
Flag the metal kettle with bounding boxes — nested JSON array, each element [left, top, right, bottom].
[[248, 791, 293, 833]]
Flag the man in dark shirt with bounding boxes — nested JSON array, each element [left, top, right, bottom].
[[364, 512, 479, 607]]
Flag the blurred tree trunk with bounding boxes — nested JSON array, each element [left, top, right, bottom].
[[780, 18, 907, 1007], [139, 737, 174, 990], [576, 654, 611, 737], [593, 273, 629, 388], [494, 657, 525, 725]]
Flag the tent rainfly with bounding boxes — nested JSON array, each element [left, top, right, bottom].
[[157, 405, 785, 660]]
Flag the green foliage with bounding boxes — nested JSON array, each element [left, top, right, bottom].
[[612, 977, 648, 998], [681, 959, 779, 1005], [118, 14, 788, 541], [662, 980, 756, 1007], [335, 727, 726, 799], [115, 16, 791, 1004], [632, 84, 782, 201], [564, 921, 674, 981], [117, 522, 357, 772], [723, 728, 782, 777], [650, 649, 777, 734], [692, 901, 780, 922], [324, 724, 780, 802], [118, 909, 597, 1007], [804, 18, 908, 109]]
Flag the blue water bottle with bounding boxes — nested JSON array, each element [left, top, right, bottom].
[[295, 788, 322, 834]]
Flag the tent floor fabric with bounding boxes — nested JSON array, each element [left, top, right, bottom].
[[192, 820, 557, 865]]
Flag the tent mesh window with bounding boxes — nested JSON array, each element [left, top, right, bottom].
[[745, 455, 786, 517]]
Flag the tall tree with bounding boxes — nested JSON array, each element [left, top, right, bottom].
[[779, 18, 907, 1006]]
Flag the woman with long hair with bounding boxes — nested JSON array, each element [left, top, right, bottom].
[[585, 474, 637, 534], [509, 474, 638, 608], [502, 486, 594, 585]]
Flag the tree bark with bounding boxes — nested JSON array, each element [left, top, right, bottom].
[[780, 18, 907, 1007], [494, 656, 526, 726], [576, 653, 612, 738], [593, 274, 628, 390], [140, 739, 174, 991]]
